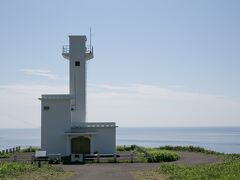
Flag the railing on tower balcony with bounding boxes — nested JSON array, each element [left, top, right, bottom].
[[62, 45, 93, 60], [62, 45, 69, 54], [71, 122, 116, 128], [62, 45, 92, 54]]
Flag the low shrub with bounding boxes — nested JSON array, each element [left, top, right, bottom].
[[145, 149, 180, 162], [117, 145, 136, 152], [136, 152, 148, 163], [158, 145, 221, 155], [21, 146, 40, 152]]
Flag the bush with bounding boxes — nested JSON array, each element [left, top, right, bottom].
[[116, 146, 125, 152], [21, 146, 40, 152], [117, 145, 136, 152], [145, 149, 180, 162], [158, 145, 221, 155], [136, 153, 148, 163]]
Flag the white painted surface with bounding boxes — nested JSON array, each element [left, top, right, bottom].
[[91, 127, 116, 154], [41, 97, 71, 155], [69, 36, 87, 124], [67, 126, 116, 155], [35, 151, 46, 157]]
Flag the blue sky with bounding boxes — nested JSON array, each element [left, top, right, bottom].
[[0, 0, 240, 128]]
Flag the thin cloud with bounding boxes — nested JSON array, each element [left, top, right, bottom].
[[20, 69, 67, 80], [0, 83, 240, 128]]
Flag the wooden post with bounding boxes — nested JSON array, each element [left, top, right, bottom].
[[13, 155, 17, 162], [6, 149, 8, 154], [2, 150, 5, 154], [9, 148, 12, 153], [31, 155, 35, 164], [97, 153, 100, 163], [114, 153, 117, 163], [38, 161, 41, 168], [13, 148, 15, 153], [130, 153, 133, 163]]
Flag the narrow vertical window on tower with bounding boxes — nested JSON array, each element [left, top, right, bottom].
[[75, 61, 80, 66]]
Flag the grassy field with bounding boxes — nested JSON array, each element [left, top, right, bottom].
[[0, 162, 72, 179], [134, 147, 240, 180]]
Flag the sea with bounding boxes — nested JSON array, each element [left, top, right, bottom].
[[0, 127, 239, 154]]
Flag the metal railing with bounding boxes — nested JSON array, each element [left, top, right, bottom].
[[62, 45, 93, 54], [62, 45, 69, 54], [72, 122, 116, 128]]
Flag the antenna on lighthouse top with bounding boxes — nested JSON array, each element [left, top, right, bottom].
[[89, 27, 92, 53]]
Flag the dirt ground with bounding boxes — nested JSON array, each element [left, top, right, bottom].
[[60, 152, 222, 180], [172, 151, 221, 165]]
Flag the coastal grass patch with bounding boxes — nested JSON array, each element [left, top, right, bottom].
[[159, 160, 240, 179], [0, 162, 72, 179], [134, 153, 240, 180], [158, 145, 222, 155]]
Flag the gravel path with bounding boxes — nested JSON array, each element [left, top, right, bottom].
[[60, 152, 221, 180], [173, 151, 222, 165]]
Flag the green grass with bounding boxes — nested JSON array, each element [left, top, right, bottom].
[[133, 146, 240, 179], [135, 153, 240, 180], [0, 162, 72, 179], [159, 160, 240, 179], [0, 162, 37, 178]]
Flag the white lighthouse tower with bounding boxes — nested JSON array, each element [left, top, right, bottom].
[[62, 36, 93, 124], [40, 35, 116, 158]]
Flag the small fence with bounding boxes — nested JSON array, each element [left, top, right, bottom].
[[83, 153, 135, 163], [0, 146, 35, 163], [0, 146, 21, 154]]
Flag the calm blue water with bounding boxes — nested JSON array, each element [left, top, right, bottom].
[[0, 127, 239, 154]]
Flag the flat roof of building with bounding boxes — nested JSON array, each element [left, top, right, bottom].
[[65, 132, 97, 136], [71, 122, 117, 128], [39, 94, 71, 100]]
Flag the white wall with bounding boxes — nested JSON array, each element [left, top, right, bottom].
[[93, 127, 116, 154], [41, 98, 71, 155], [69, 36, 87, 123], [72, 127, 116, 154]]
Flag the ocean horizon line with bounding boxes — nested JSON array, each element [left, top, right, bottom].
[[1, 126, 240, 129]]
